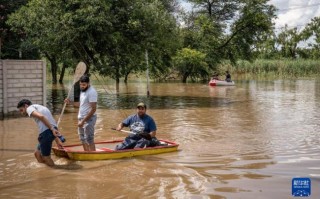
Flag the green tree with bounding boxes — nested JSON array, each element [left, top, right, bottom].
[[276, 25, 305, 59], [137, 0, 181, 81], [303, 16, 320, 59], [219, 0, 276, 62], [92, 0, 180, 84], [182, 0, 276, 66], [8, 0, 80, 83], [188, 0, 240, 29], [173, 48, 208, 82], [8, 0, 179, 84], [255, 32, 279, 59]]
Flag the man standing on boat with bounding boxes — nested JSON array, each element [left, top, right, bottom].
[[17, 99, 64, 167], [115, 102, 160, 150], [65, 75, 98, 151]]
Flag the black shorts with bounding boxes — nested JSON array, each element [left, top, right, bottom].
[[37, 129, 55, 156]]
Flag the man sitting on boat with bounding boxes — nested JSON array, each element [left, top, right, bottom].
[[225, 71, 232, 82], [115, 102, 160, 150]]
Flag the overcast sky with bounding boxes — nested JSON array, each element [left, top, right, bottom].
[[270, 0, 320, 30]]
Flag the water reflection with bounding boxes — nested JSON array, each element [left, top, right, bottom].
[[1, 79, 320, 198], [46, 83, 67, 114]]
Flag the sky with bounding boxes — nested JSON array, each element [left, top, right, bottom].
[[270, 0, 320, 31], [180, 0, 320, 31]]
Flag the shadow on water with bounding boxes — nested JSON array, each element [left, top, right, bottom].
[[0, 148, 34, 152], [47, 84, 68, 115], [98, 94, 238, 110], [46, 81, 242, 114], [54, 162, 83, 170]]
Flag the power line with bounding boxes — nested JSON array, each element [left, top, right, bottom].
[[274, 24, 305, 30], [276, 3, 320, 12]]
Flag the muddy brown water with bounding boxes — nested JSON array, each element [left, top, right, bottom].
[[1, 79, 320, 198]]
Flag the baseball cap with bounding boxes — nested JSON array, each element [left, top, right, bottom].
[[137, 102, 146, 108]]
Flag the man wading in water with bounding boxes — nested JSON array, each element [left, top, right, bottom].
[[17, 99, 64, 167]]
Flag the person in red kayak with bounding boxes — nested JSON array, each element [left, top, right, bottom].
[[211, 72, 220, 80]]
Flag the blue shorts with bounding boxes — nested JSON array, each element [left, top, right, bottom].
[[37, 129, 55, 156], [78, 115, 97, 144]]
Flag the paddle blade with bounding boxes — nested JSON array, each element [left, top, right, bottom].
[[73, 61, 87, 83], [57, 61, 86, 127]]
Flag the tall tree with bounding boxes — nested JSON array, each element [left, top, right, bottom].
[[173, 47, 208, 82], [8, 0, 180, 84], [276, 25, 305, 59], [303, 16, 320, 59], [8, 0, 79, 83], [219, 0, 276, 62], [253, 31, 277, 59], [182, 0, 276, 66]]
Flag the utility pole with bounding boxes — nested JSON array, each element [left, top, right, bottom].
[[145, 49, 150, 97], [0, 37, 2, 59]]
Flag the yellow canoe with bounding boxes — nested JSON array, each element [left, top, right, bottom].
[[52, 140, 179, 161]]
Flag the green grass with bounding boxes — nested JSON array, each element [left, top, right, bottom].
[[215, 59, 320, 79]]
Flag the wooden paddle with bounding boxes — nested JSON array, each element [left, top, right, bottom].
[[57, 62, 87, 127], [111, 128, 152, 140], [111, 128, 136, 135]]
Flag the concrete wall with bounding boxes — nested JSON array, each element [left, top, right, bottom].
[[0, 60, 46, 118], [0, 61, 3, 118]]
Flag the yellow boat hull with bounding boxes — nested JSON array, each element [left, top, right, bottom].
[[52, 140, 179, 161]]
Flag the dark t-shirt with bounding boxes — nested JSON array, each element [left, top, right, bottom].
[[122, 114, 157, 134]]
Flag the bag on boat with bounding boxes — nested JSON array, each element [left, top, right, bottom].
[[115, 135, 161, 150]]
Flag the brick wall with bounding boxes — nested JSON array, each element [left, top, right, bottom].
[[0, 60, 46, 118]]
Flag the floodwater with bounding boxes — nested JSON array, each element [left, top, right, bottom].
[[1, 78, 320, 198]]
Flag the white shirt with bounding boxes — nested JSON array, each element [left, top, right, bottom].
[[27, 104, 57, 134], [78, 86, 98, 119]]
